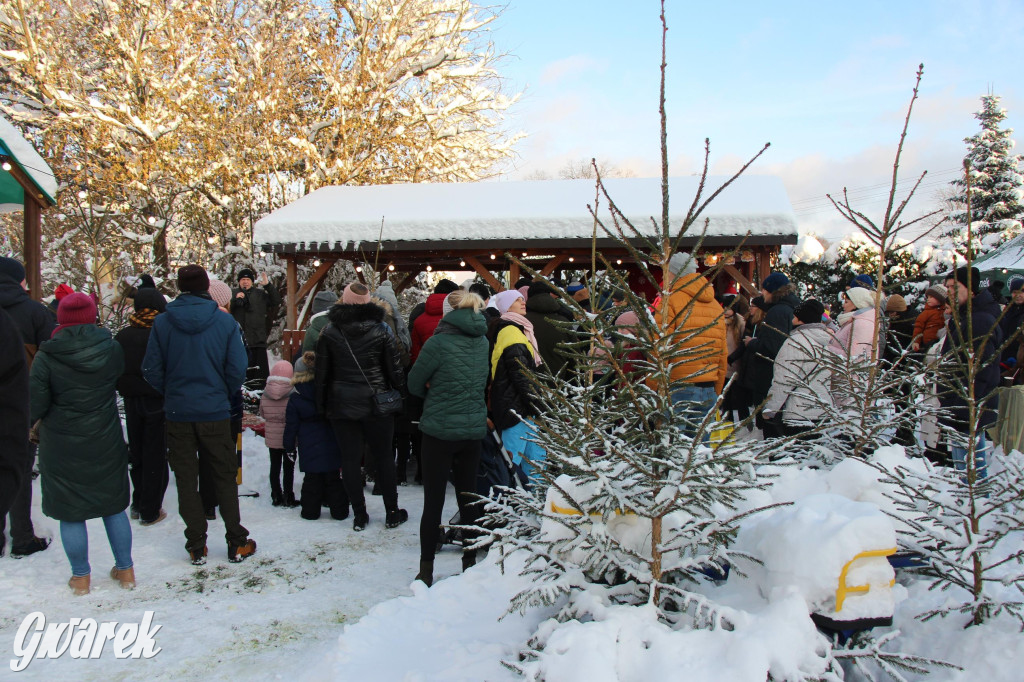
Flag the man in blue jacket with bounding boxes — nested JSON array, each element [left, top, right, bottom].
[[143, 265, 256, 565]]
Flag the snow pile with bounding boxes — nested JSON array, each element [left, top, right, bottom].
[[736, 494, 897, 624], [253, 176, 799, 249]]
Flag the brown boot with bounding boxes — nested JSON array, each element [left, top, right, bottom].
[[415, 560, 433, 587], [68, 575, 90, 596], [110, 566, 136, 590]]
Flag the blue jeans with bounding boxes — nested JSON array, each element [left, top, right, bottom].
[[671, 384, 718, 442], [59, 512, 133, 577], [502, 420, 548, 487], [951, 433, 989, 481]]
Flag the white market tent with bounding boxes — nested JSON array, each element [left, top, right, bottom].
[[253, 176, 798, 353]]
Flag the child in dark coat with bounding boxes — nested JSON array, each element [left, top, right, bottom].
[[284, 352, 349, 520], [260, 360, 297, 507]]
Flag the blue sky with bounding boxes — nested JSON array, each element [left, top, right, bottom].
[[488, 0, 1023, 237]]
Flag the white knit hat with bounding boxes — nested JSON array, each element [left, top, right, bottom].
[[844, 286, 876, 310]]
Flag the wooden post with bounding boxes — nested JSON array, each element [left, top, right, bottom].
[[508, 260, 520, 287], [463, 255, 504, 292], [722, 263, 758, 297], [286, 256, 298, 329], [23, 194, 41, 300], [395, 269, 422, 294]]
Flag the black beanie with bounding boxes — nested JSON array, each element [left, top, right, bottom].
[[793, 299, 825, 325], [527, 280, 555, 299], [433, 278, 459, 295], [133, 287, 167, 313], [178, 264, 210, 294], [237, 268, 256, 283], [137, 274, 156, 289], [951, 266, 981, 294]]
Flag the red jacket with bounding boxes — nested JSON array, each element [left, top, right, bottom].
[[410, 293, 447, 364]]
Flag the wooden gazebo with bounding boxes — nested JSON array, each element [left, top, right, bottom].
[[254, 176, 798, 351], [0, 116, 58, 300]]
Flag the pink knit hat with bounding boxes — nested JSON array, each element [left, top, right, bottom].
[[342, 282, 371, 305], [270, 360, 294, 379], [53, 292, 98, 337], [208, 279, 232, 308]]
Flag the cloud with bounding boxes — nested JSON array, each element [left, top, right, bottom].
[[538, 55, 604, 86]]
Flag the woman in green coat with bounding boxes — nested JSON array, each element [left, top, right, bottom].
[[30, 293, 134, 595], [407, 290, 490, 587]]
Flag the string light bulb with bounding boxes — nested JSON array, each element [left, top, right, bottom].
[[388, 264, 395, 271], [1, 159, 11, 172], [459, 260, 466, 267], [426, 264, 432, 272], [356, 266, 363, 273], [312, 259, 320, 267], [147, 215, 157, 225], [77, 189, 87, 199], [616, 259, 622, 265], [207, 235, 216, 245], [489, 254, 496, 260], [568, 257, 575, 263]]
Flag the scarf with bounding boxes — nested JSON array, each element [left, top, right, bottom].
[[129, 308, 160, 329], [501, 311, 542, 366]]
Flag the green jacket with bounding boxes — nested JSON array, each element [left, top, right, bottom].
[[30, 325, 129, 522], [302, 311, 331, 353], [407, 308, 489, 441]]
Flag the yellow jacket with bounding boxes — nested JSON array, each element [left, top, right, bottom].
[[653, 273, 728, 393]]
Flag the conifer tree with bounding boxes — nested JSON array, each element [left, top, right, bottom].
[[945, 94, 1024, 255]]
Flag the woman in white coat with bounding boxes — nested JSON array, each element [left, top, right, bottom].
[[763, 299, 836, 436]]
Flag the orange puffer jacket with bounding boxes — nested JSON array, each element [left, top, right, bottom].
[[653, 274, 728, 393], [913, 306, 945, 349]]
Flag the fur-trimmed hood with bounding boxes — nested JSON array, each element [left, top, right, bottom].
[[327, 301, 385, 329]]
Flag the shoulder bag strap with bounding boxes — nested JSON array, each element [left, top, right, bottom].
[[339, 332, 374, 391]]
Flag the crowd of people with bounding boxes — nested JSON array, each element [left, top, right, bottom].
[[0, 251, 1011, 594]]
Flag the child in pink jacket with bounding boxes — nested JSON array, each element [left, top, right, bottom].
[[260, 360, 297, 507]]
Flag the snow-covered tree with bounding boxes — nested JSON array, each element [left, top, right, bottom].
[[0, 0, 520, 307], [944, 94, 1024, 256]]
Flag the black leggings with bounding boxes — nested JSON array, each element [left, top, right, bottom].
[[419, 433, 481, 563], [269, 448, 295, 498], [331, 417, 397, 515]]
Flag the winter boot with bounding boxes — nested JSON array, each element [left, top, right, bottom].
[[385, 508, 409, 529], [285, 493, 300, 508], [11, 536, 50, 557], [352, 509, 369, 532], [462, 549, 477, 572], [129, 505, 140, 520], [271, 491, 285, 507], [189, 545, 208, 566], [415, 561, 434, 587], [204, 507, 217, 521], [110, 566, 136, 590], [140, 509, 167, 527], [228, 539, 257, 563], [68, 574, 90, 596]]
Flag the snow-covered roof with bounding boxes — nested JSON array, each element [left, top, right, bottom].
[[0, 115, 58, 211], [974, 233, 1024, 275], [255, 176, 798, 251]]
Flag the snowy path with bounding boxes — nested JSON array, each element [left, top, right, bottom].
[[0, 430, 466, 680]]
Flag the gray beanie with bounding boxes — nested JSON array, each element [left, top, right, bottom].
[[667, 252, 698, 277], [312, 290, 338, 315]]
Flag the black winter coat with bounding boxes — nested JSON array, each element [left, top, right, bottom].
[[999, 302, 1024, 362], [525, 295, 574, 376], [488, 318, 540, 431], [229, 283, 280, 347], [114, 322, 164, 399], [30, 325, 129, 522], [745, 290, 800, 400], [0, 306, 28, 516], [0, 276, 55, 363], [883, 310, 918, 364], [314, 303, 405, 421], [940, 289, 1002, 430], [284, 378, 342, 473]]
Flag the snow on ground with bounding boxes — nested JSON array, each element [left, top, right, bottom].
[[4, 434, 1024, 680], [0, 429, 464, 680]]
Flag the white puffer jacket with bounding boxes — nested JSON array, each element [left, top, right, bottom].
[[764, 322, 836, 425]]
